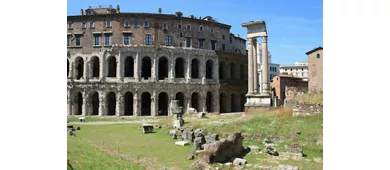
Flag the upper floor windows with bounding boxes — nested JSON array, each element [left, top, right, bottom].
[[177, 24, 182, 29], [75, 35, 82, 46], [211, 40, 216, 50], [94, 34, 101, 46], [67, 23, 72, 29], [198, 39, 204, 49], [104, 34, 111, 46], [90, 22, 95, 28], [144, 21, 149, 28], [67, 35, 71, 46], [123, 33, 131, 45], [166, 35, 172, 46], [210, 28, 214, 33], [163, 23, 168, 30], [82, 23, 86, 29], [105, 21, 111, 28], [317, 54, 320, 58], [199, 25, 204, 31], [222, 34, 225, 40], [229, 37, 232, 44], [186, 24, 191, 30], [134, 20, 140, 27], [124, 20, 130, 27], [86, 10, 92, 15], [145, 34, 152, 45], [186, 38, 192, 48]]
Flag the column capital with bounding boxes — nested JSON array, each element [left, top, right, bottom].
[[261, 36, 268, 43], [247, 37, 257, 44]]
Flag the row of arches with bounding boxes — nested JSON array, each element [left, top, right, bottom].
[[71, 91, 220, 116], [220, 93, 246, 113], [67, 56, 217, 80], [219, 61, 247, 81]]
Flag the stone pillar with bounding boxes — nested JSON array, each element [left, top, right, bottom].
[[134, 53, 140, 81], [69, 60, 74, 79], [134, 93, 139, 116], [82, 92, 88, 116], [169, 93, 175, 116], [116, 93, 122, 116], [261, 36, 269, 94], [201, 56, 206, 84], [200, 91, 206, 112], [253, 40, 258, 93], [169, 57, 174, 82], [184, 95, 191, 113], [83, 59, 88, 82], [214, 59, 219, 82], [151, 91, 157, 116], [98, 92, 106, 116], [100, 56, 106, 81], [247, 38, 254, 94], [152, 57, 157, 82], [214, 91, 220, 113], [117, 53, 122, 82]]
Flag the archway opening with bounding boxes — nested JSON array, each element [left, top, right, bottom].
[[191, 92, 199, 112], [231, 93, 237, 112], [206, 92, 213, 112], [175, 58, 185, 78], [220, 93, 226, 113], [240, 64, 245, 80], [175, 92, 185, 107], [231, 63, 237, 80], [107, 56, 117, 77], [75, 57, 84, 79], [92, 92, 99, 115], [124, 92, 134, 116], [219, 62, 225, 80], [141, 92, 151, 116], [158, 92, 169, 116], [106, 92, 116, 115], [75, 92, 82, 115], [158, 57, 168, 80], [141, 57, 152, 79], [206, 60, 213, 79], [191, 59, 199, 78], [91, 56, 100, 78], [124, 56, 134, 77], [240, 93, 246, 112]]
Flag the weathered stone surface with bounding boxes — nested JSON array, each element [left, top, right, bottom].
[[253, 164, 272, 170], [198, 112, 206, 118], [142, 124, 154, 134], [188, 108, 198, 114], [194, 129, 204, 137], [68, 128, 75, 136], [287, 144, 302, 154], [263, 142, 278, 156], [172, 119, 184, 129], [205, 134, 219, 143], [190, 160, 209, 170], [313, 157, 322, 163], [233, 158, 247, 166], [194, 136, 206, 150], [195, 132, 245, 163], [169, 130, 177, 136], [175, 141, 189, 146], [267, 136, 284, 143], [181, 131, 194, 141], [277, 164, 299, 170], [248, 145, 260, 152]]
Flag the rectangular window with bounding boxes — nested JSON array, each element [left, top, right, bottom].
[[105, 35, 111, 45], [144, 21, 149, 28], [82, 23, 86, 29], [165, 35, 172, 46], [211, 40, 216, 50], [199, 26, 203, 31], [198, 39, 204, 49], [90, 22, 95, 28], [186, 38, 192, 47], [186, 24, 191, 30], [163, 23, 168, 30], [94, 35, 101, 46], [68, 23, 72, 29], [222, 35, 225, 40], [75, 35, 81, 46], [106, 21, 111, 28], [67, 35, 71, 46], [210, 28, 214, 33], [123, 34, 131, 45], [145, 34, 152, 45], [134, 20, 140, 27], [302, 68, 304, 71], [124, 21, 130, 27], [222, 44, 225, 51], [178, 24, 182, 29]]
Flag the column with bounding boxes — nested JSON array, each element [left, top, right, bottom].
[[200, 91, 206, 112], [117, 53, 123, 82], [261, 36, 269, 94], [201, 56, 206, 84], [169, 57, 174, 82], [82, 92, 88, 116], [133, 93, 139, 116], [83, 59, 88, 82], [134, 53, 140, 81], [151, 91, 157, 116], [214, 59, 219, 82], [184, 95, 191, 113], [100, 56, 105, 81], [98, 91, 106, 116], [152, 57, 157, 82], [214, 91, 220, 113], [247, 37, 254, 94], [253, 39, 258, 93], [186, 57, 191, 83], [116, 93, 122, 116], [169, 93, 175, 116], [69, 60, 74, 79]]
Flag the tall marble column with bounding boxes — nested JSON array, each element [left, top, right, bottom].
[[134, 53, 140, 81], [151, 91, 157, 116], [186, 58, 191, 83], [83, 59, 88, 82], [169, 57, 175, 82], [247, 38, 254, 94], [100, 56, 106, 81], [152, 57, 157, 82], [261, 36, 269, 94], [252, 38, 258, 93], [67, 91, 73, 115]]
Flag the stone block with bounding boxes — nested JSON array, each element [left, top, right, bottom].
[[233, 158, 247, 166], [172, 119, 183, 129], [198, 112, 206, 118], [142, 124, 154, 134], [79, 117, 85, 122], [168, 130, 176, 136], [188, 108, 197, 114], [175, 141, 189, 146], [248, 145, 260, 152], [205, 134, 219, 143], [287, 144, 302, 154]]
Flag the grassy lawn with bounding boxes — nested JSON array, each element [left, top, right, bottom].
[[67, 136, 145, 170], [68, 109, 323, 169]]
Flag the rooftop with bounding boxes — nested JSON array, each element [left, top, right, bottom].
[[305, 46, 323, 55]]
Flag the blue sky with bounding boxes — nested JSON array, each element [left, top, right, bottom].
[[67, 0, 323, 65]]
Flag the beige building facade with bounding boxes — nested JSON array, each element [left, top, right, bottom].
[[306, 46, 323, 93]]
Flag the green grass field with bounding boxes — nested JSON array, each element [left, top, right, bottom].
[[68, 109, 323, 169]]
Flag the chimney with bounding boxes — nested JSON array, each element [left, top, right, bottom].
[[80, 9, 84, 15], [116, 5, 120, 13], [158, 8, 162, 14]]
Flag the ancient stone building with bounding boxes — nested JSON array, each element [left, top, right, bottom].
[[306, 46, 323, 93], [67, 5, 248, 116], [270, 74, 308, 107]]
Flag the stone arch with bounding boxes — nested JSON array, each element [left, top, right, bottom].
[[107, 56, 117, 77], [91, 92, 99, 115], [230, 63, 237, 80], [175, 57, 185, 78], [124, 56, 134, 77], [74, 57, 84, 80], [231, 93, 237, 112], [240, 64, 245, 80], [191, 58, 200, 78], [124, 92, 134, 116], [158, 92, 169, 116], [240, 93, 246, 112], [175, 92, 185, 107], [220, 93, 227, 113], [158, 57, 169, 80], [206, 60, 214, 79], [191, 92, 200, 112], [206, 92, 213, 112], [74, 92, 83, 115], [141, 57, 152, 79], [219, 61, 225, 80], [106, 92, 116, 116], [90, 56, 100, 78], [141, 92, 151, 116]]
